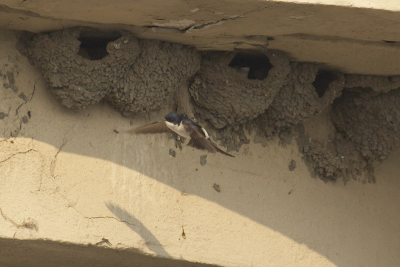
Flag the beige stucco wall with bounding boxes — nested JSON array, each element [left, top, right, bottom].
[[1, 28, 400, 266]]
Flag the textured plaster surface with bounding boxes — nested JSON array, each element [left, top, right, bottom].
[[1, 29, 400, 267]]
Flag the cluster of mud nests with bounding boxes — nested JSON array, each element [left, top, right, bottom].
[[19, 27, 400, 183], [20, 28, 200, 115]]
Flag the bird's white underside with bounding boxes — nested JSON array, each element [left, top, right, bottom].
[[165, 121, 210, 139], [165, 121, 191, 138]]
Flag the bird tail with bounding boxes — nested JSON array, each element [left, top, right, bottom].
[[211, 142, 235, 157]]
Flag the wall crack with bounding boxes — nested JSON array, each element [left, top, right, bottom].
[[50, 125, 75, 177], [13, 79, 38, 137], [0, 148, 36, 164], [190, 15, 242, 30], [84, 216, 136, 226], [0, 207, 38, 231], [183, 6, 271, 32], [15, 78, 38, 117]]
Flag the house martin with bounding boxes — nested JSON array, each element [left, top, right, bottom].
[[128, 112, 234, 157]]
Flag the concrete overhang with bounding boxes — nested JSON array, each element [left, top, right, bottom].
[[1, 0, 400, 75]]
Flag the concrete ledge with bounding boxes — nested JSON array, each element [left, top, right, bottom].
[[1, 1, 400, 74]]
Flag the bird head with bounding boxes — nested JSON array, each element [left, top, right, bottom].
[[164, 112, 181, 125]]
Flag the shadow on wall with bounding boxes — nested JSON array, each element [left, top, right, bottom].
[[105, 202, 171, 258]]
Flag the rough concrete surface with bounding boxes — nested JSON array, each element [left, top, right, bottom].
[[1, 28, 400, 267]]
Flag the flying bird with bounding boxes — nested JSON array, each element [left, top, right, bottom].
[[128, 112, 234, 157]]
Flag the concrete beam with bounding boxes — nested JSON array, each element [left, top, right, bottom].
[[1, 1, 400, 74]]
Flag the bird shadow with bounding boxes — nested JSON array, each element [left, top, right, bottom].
[[105, 202, 171, 258]]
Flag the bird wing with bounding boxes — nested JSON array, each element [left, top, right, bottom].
[[183, 121, 235, 157], [127, 121, 170, 134], [187, 139, 208, 150]]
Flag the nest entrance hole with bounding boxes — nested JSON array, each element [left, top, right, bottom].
[[229, 51, 273, 80], [77, 30, 122, 61], [313, 71, 338, 98]]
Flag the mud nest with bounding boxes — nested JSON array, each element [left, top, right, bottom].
[[189, 50, 290, 129], [25, 27, 200, 114], [295, 76, 400, 183], [255, 63, 344, 139], [333, 87, 400, 163], [107, 39, 200, 116], [344, 74, 400, 93], [296, 126, 374, 183]]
